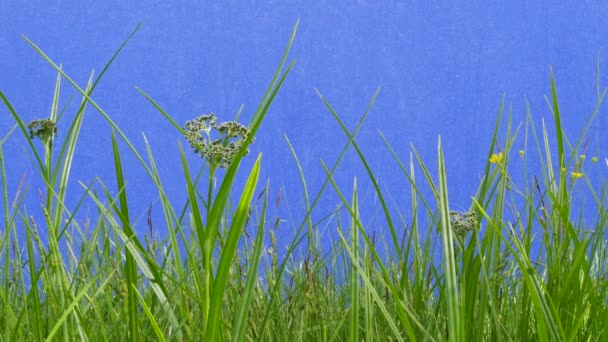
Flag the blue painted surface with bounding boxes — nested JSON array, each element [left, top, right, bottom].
[[1, 2, 606, 246]]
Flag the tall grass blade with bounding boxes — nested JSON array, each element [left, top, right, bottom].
[[285, 135, 315, 252], [348, 177, 360, 342], [437, 136, 462, 341], [206, 153, 262, 341], [110, 130, 140, 341], [231, 180, 269, 342]]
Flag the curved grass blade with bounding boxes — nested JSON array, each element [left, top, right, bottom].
[[284, 135, 314, 252], [132, 283, 167, 342], [315, 87, 404, 261]]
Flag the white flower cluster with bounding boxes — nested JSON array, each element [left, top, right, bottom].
[[184, 113, 251, 169]]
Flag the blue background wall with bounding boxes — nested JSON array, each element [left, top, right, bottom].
[[1, 2, 607, 243]]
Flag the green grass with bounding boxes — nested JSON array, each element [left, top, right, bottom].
[[2, 22, 608, 341]]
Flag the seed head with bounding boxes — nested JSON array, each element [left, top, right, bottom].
[[27, 119, 58, 142], [183, 113, 252, 169], [449, 210, 479, 235]]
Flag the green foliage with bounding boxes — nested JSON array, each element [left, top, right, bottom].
[[1, 20, 607, 341]]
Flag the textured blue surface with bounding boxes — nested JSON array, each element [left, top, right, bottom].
[[1, 2, 607, 242]]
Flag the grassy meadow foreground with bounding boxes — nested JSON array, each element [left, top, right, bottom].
[[2, 23, 608, 341]]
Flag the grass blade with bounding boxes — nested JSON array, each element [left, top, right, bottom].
[[206, 153, 262, 341], [231, 180, 269, 342], [110, 130, 140, 340], [437, 136, 462, 341]]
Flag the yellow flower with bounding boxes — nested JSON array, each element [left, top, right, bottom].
[[579, 154, 586, 161], [519, 150, 525, 158], [591, 157, 598, 163], [489, 152, 503, 164], [570, 172, 584, 180]]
